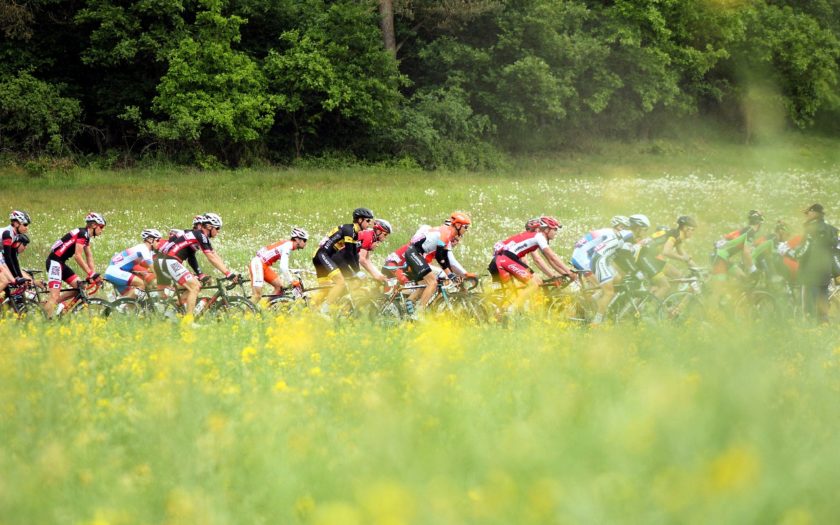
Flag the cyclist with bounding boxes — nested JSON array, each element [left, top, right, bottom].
[[43, 212, 107, 318], [1, 210, 31, 295], [249, 227, 309, 304], [157, 212, 238, 316], [349, 218, 392, 283], [635, 215, 698, 298], [312, 207, 375, 311], [489, 216, 575, 310], [404, 212, 472, 314], [591, 214, 648, 324], [104, 229, 162, 298], [711, 210, 764, 282], [571, 215, 630, 274]]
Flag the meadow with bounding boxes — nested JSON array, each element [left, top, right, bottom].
[[2, 138, 840, 524]]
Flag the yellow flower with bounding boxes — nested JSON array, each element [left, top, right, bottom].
[[240, 346, 257, 364]]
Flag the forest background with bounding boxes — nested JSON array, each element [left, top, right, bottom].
[[2, 0, 840, 170]]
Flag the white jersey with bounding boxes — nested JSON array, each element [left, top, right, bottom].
[[255, 240, 294, 282], [592, 230, 634, 260], [410, 225, 454, 255], [109, 243, 154, 271], [571, 227, 614, 271]]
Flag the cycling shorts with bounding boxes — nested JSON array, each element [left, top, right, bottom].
[[157, 257, 193, 285], [312, 248, 341, 279], [404, 246, 432, 281], [104, 265, 136, 294], [46, 256, 78, 290], [638, 254, 665, 279], [591, 254, 616, 284], [489, 253, 532, 283], [249, 257, 279, 288]]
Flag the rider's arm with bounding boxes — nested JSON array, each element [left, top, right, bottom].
[[435, 245, 452, 272], [530, 250, 556, 277], [447, 249, 467, 276], [359, 249, 386, 281], [662, 237, 693, 265], [539, 246, 574, 277], [2, 241, 22, 278], [186, 250, 202, 275], [203, 250, 232, 276], [74, 246, 94, 277], [742, 242, 756, 273], [278, 252, 293, 286]]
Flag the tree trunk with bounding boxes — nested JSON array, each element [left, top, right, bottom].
[[378, 0, 396, 57]]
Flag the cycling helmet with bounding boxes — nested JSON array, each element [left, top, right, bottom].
[[169, 228, 184, 237], [525, 217, 541, 232], [203, 212, 223, 229], [747, 210, 764, 225], [85, 212, 106, 226], [450, 212, 472, 227], [192, 214, 206, 226], [10, 210, 30, 225], [629, 214, 651, 228], [290, 227, 309, 240], [611, 215, 631, 228], [353, 207, 375, 221], [16, 233, 29, 246], [373, 219, 392, 235], [676, 215, 697, 228], [539, 216, 561, 229], [141, 228, 163, 241]]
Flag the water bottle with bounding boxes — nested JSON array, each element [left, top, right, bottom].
[[194, 298, 208, 316], [405, 299, 415, 316], [55, 303, 65, 316]]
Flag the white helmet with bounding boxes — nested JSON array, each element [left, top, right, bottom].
[[203, 212, 223, 229], [629, 214, 651, 228], [290, 227, 309, 240], [169, 228, 184, 237], [142, 228, 163, 241], [374, 219, 392, 235], [611, 215, 631, 228], [10, 210, 30, 225], [85, 212, 106, 226], [192, 214, 206, 226]]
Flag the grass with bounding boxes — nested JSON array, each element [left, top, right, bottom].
[[2, 137, 840, 524]]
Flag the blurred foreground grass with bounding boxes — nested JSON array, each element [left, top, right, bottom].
[[2, 314, 840, 524]]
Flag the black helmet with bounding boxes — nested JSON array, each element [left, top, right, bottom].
[[747, 210, 764, 225], [353, 207, 374, 221], [676, 215, 696, 228]]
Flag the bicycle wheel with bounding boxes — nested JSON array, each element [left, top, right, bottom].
[[735, 290, 780, 322], [13, 297, 47, 320], [109, 297, 145, 317], [207, 296, 257, 318], [547, 293, 594, 325], [658, 292, 706, 323], [68, 298, 112, 318], [621, 293, 661, 325]]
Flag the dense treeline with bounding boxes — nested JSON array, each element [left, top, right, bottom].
[[1, 0, 839, 169]]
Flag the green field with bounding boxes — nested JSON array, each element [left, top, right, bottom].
[[2, 139, 840, 524]]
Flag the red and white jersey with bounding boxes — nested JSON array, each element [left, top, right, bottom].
[[357, 229, 378, 251], [493, 231, 549, 258], [49, 227, 91, 262], [256, 239, 293, 266]]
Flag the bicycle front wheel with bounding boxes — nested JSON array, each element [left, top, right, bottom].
[[207, 296, 257, 318], [68, 298, 112, 318]]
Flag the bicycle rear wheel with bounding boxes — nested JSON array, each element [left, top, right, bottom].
[[548, 293, 594, 325], [658, 291, 706, 323], [68, 298, 112, 318], [207, 297, 257, 318], [13, 297, 47, 320]]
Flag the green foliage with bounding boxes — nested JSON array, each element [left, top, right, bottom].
[[394, 86, 502, 170], [0, 71, 82, 154], [263, 1, 405, 157], [145, 5, 278, 164]]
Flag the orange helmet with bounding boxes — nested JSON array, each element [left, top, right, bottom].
[[449, 212, 471, 227]]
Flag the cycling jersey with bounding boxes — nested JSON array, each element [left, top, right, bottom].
[[571, 227, 613, 271], [1, 225, 24, 278], [251, 239, 296, 287], [109, 244, 154, 271], [161, 228, 213, 262], [313, 224, 362, 278], [636, 227, 677, 277], [493, 231, 549, 258], [49, 227, 90, 263], [591, 230, 634, 284], [319, 224, 361, 257], [714, 226, 756, 259]]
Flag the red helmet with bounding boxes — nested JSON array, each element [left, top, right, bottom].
[[450, 212, 471, 227], [539, 216, 561, 229]]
